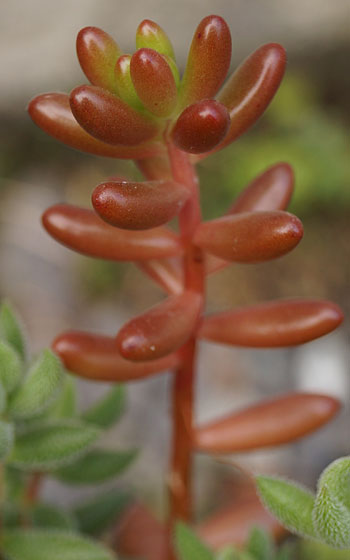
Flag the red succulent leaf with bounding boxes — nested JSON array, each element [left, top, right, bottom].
[[199, 299, 344, 347], [130, 48, 177, 117], [92, 179, 189, 230], [70, 85, 159, 146], [194, 211, 303, 263], [53, 331, 179, 382], [171, 99, 230, 154], [194, 393, 340, 454], [76, 26, 121, 92], [116, 291, 202, 361], [28, 93, 161, 159], [42, 204, 183, 261], [179, 15, 232, 106]]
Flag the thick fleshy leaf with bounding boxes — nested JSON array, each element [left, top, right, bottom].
[[194, 211, 303, 263], [30, 503, 77, 531], [56, 448, 137, 484], [180, 15, 231, 106], [76, 27, 121, 92], [171, 100, 230, 154], [92, 179, 189, 230], [198, 492, 286, 550], [0, 301, 27, 360], [74, 489, 130, 535], [70, 85, 159, 146], [215, 43, 286, 152], [0, 420, 14, 460], [136, 20, 175, 59], [117, 291, 202, 361], [313, 485, 350, 548], [8, 349, 63, 420], [28, 93, 160, 159], [199, 299, 344, 347], [82, 385, 125, 428], [175, 522, 214, 560], [130, 48, 177, 117], [42, 204, 182, 261], [229, 163, 294, 214], [115, 54, 143, 109], [1, 529, 116, 560], [0, 340, 22, 394], [194, 393, 340, 453], [53, 331, 180, 382], [10, 420, 100, 470], [115, 503, 167, 560], [256, 476, 316, 539]]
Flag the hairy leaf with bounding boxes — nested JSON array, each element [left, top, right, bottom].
[[0, 301, 27, 360], [74, 489, 130, 535], [56, 448, 137, 484], [316, 456, 350, 510], [82, 385, 125, 428], [49, 376, 77, 419], [0, 340, 23, 393], [0, 420, 14, 460], [256, 476, 316, 539], [10, 420, 100, 470], [9, 350, 63, 420], [1, 529, 116, 560], [313, 485, 350, 548], [175, 522, 214, 560]]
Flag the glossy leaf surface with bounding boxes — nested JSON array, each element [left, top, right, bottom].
[[92, 179, 189, 230], [42, 204, 182, 261], [228, 163, 294, 214], [76, 26, 121, 92], [115, 54, 143, 109], [53, 331, 180, 382], [136, 20, 175, 59], [194, 393, 340, 453], [180, 15, 231, 106], [194, 211, 303, 263], [116, 291, 202, 361], [130, 48, 177, 117], [171, 100, 230, 154], [70, 85, 159, 146], [198, 492, 285, 550], [216, 43, 286, 151], [28, 93, 159, 159], [199, 299, 344, 347]]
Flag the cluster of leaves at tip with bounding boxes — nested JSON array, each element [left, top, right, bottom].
[[256, 456, 350, 551], [0, 301, 136, 560], [175, 523, 295, 560]]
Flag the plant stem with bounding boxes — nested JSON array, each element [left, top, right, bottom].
[[166, 145, 204, 541]]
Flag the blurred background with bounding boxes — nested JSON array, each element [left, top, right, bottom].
[[0, 0, 349, 521]]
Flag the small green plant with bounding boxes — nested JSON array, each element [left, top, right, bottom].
[[0, 301, 134, 559]]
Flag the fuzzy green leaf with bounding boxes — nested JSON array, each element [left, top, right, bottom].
[[1, 529, 116, 560], [47, 375, 77, 419], [1, 502, 21, 528], [56, 448, 137, 484], [0, 380, 7, 414], [29, 503, 77, 531], [9, 350, 63, 420], [175, 522, 214, 560], [74, 488, 130, 535], [313, 484, 350, 548], [0, 420, 14, 460], [247, 527, 275, 560], [317, 457, 350, 510], [256, 476, 316, 539], [0, 340, 23, 393], [0, 301, 27, 360], [82, 385, 125, 429], [9, 420, 100, 470]]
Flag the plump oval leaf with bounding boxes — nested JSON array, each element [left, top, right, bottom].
[[115, 54, 143, 109], [42, 204, 183, 261], [53, 331, 180, 382], [256, 476, 316, 539], [136, 19, 175, 59], [1, 529, 116, 560], [0, 341, 22, 394], [10, 420, 100, 470], [82, 385, 125, 428], [55, 448, 137, 484], [313, 485, 350, 549], [8, 350, 63, 420]]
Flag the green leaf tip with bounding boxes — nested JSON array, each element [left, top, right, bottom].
[[82, 384, 126, 428], [247, 527, 275, 560], [0, 300, 27, 360], [0, 340, 23, 394], [175, 522, 214, 560], [313, 484, 350, 549], [256, 475, 316, 539]]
